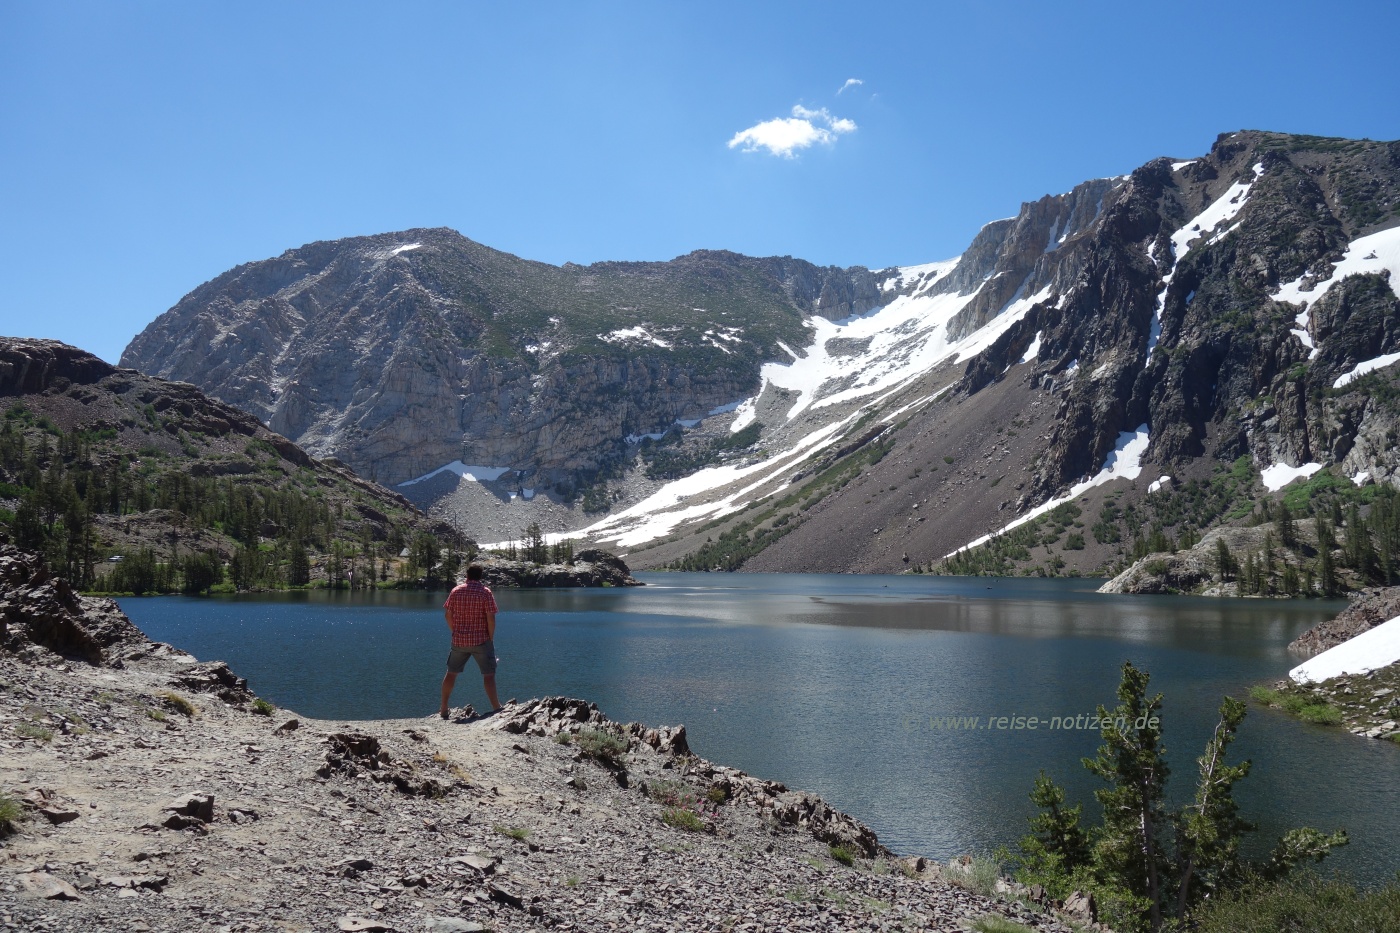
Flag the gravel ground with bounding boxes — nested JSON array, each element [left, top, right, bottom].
[[1, 646, 1091, 933]]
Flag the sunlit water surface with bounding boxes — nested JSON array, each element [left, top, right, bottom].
[[120, 574, 1399, 882]]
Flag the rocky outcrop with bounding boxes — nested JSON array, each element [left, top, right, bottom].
[[476, 549, 642, 588], [489, 697, 886, 859], [1290, 586, 1400, 656], [0, 546, 147, 665], [1097, 526, 1266, 595]]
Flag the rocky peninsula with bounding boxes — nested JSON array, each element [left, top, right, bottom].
[[0, 548, 1085, 933], [1251, 585, 1400, 741], [476, 551, 642, 590]]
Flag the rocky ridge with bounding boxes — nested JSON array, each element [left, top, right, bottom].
[[1, 552, 1092, 932], [121, 232, 896, 490], [0, 338, 463, 589]]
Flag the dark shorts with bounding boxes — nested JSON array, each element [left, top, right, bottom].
[[447, 639, 497, 676]]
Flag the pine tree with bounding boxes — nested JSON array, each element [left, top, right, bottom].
[[1085, 662, 1170, 929], [1215, 539, 1234, 584], [1014, 665, 1348, 932], [1018, 771, 1091, 897], [288, 541, 310, 586], [1318, 544, 1338, 598], [1176, 696, 1254, 911], [522, 522, 547, 565], [1343, 503, 1374, 580]]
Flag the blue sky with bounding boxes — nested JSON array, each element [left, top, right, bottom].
[[2, 1, 1398, 364]]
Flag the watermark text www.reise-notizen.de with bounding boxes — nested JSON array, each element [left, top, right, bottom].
[[902, 713, 1161, 732]]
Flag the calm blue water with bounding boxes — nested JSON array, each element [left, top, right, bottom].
[[119, 574, 1400, 883]]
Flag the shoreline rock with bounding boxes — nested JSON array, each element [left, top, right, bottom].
[[477, 549, 643, 588]]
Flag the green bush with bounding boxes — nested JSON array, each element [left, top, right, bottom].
[[0, 793, 22, 833], [1249, 685, 1280, 705], [16, 722, 53, 742], [1251, 685, 1343, 725], [1295, 702, 1343, 724], [829, 844, 856, 867], [958, 854, 1003, 897], [251, 698, 275, 716], [659, 807, 706, 832], [574, 727, 629, 764], [1191, 871, 1400, 933], [645, 778, 701, 809], [971, 917, 1033, 933]]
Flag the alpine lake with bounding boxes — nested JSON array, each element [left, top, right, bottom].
[[118, 573, 1400, 884]]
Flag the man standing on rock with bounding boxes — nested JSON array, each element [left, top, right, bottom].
[[440, 564, 503, 719]]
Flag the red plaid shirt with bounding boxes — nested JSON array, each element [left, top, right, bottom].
[[444, 581, 497, 647]]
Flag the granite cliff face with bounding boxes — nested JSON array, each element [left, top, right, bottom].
[[632, 131, 1400, 577], [120, 132, 1400, 577], [122, 232, 890, 488]]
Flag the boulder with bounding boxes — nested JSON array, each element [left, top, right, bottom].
[[0, 546, 149, 664], [173, 661, 253, 704], [1062, 889, 1097, 923], [18, 872, 81, 901]]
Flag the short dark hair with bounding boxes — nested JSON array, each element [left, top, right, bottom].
[[466, 564, 484, 581]]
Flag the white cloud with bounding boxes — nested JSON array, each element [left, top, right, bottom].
[[727, 104, 857, 159], [837, 78, 863, 94]]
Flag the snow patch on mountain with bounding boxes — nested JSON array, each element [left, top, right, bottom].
[[1334, 351, 1400, 389], [399, 461, 513, 487], [1018, 331, 1043, 365], [881, 259, 960, 294], [1273, 226, 1400, 357], [1260, 461, 1323, 491], [1146, 163, 1264, 366], [944, 424, 1150, 558], [601, 326, 672, 348], [750, 281, 1053, 425], [576, 418, 852, 549]]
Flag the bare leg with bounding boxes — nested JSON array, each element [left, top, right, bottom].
[[439, 671, 458, 717], [482, 673, 502, 712]]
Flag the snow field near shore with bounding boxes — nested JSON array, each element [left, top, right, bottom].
[[1291, 614, 1400, 683]]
